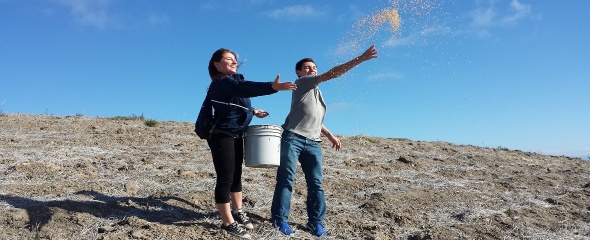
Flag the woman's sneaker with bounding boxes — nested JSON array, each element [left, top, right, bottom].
[[221, 222, 251, 239], [232, 210, 254, 230], [306, 222, 327, 237]]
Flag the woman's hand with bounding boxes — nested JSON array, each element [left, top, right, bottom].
[[253, 109, 269, 118], [272, 74, 297, 91]]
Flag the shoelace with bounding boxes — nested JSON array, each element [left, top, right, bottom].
[[227, 222, 246, 234], [236, 212, 250, 223]]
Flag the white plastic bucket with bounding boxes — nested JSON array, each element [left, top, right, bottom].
[[244, 125, 282, 168]]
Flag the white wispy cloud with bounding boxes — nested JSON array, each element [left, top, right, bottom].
[[55, 0, 114, 29], [146, 13, 169, 26], [470, 6, 496, 28], [328, 102, 360, 111], [267, 5, 325, 19], [500, 0, 532, 25], [53, 0, 170, 29], [465, 0, 535, 38], [368, 71, 404, 81], [200, 0, 272, 11], [470, 0, 533, 28], [384, 24, 451, 48]]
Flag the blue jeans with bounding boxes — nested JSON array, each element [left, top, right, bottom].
[[271, 130, 325, 224]]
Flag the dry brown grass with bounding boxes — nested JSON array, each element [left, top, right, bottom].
[[1, 114, 589, 239]]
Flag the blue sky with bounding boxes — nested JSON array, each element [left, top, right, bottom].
[[1, 0, 589, 159]]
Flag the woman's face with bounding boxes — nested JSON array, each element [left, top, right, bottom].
[[214, 52, 237, 75]]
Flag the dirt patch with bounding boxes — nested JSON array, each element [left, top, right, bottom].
[[1, 114, 589, 239]]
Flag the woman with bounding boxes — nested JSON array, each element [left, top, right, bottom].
[[206, 48, 296, 239]]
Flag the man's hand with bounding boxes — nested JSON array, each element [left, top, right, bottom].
[[358, 44, 379, 62], [327, 135, 342, 151]]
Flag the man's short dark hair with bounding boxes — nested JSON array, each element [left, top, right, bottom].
[[295, 58, 315, 71]]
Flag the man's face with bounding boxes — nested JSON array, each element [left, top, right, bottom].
[[297, 61, 318, 77]]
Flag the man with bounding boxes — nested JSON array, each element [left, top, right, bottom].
[[271, 44, 379, 236]]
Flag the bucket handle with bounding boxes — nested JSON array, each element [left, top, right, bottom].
[[254, 111, 280, 126]]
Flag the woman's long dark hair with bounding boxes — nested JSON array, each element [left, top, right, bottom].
[[208, 48, 238, 80]]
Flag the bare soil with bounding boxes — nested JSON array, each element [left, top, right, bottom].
[[1, 114, 589, 240]]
